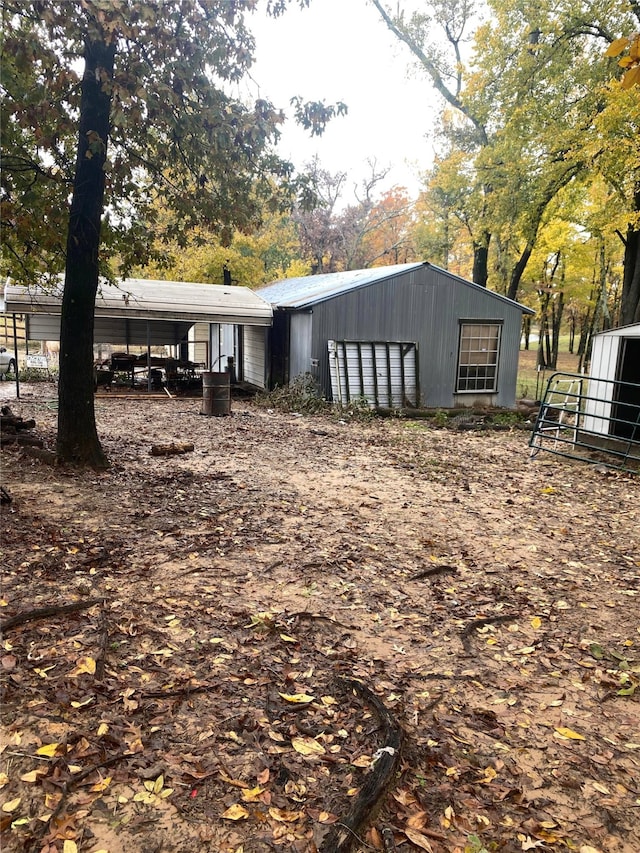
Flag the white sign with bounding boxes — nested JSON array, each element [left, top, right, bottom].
[[26, 355, 49, 369]]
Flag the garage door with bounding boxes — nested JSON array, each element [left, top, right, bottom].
[[328, 340, 418, 408]]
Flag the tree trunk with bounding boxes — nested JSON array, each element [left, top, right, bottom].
[[56, 36, 115, 469], [507, 240, 534, 302], [620, 207, 640, 326], [550, 291, 564, 369], [536, 290, 550, 370], [568, 312, 575, 353], [472, 232, 490, 287], [577, 306, 591, 359]]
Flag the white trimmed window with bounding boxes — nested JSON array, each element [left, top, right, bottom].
[[457, 323, 501, 392]]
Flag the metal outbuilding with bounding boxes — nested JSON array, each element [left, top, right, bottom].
[[255, 262, 534, 409], [582, 323, 640, 442], [2, 277, 272, 387]]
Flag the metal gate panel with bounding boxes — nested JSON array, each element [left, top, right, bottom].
[[530, 371, 640, 472], [328, 340, 418, 408]]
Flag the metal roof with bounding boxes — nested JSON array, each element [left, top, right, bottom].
[[593, 323, 640, 338], [256, 261, 535, 314], [2, 277, 273, 326], [256, 263, 424, 308]]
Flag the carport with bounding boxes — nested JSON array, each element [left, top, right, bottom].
[[1, 277, 272, 398]]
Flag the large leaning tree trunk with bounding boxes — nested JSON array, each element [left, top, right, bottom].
[[620, 186, 640, 326], [56, 35, 115, 469]]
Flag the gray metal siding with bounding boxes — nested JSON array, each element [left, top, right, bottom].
[[285, 266, 523, 408]]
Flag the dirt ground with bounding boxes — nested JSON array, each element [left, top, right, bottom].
[[1, 382, 639, 853]]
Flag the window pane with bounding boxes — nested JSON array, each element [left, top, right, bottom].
[[457, 323, 501, 392]]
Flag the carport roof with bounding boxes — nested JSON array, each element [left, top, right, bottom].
[[2, 277, 273, 326]]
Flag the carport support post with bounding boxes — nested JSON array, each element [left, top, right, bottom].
[[12, 312, 20, 400], [147, 321, 151, 393]]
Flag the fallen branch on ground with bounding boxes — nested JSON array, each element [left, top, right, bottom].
[[409, 564, 457, 580], [289, 611, 361, 631], [27, 752, 129, 852], [0, 598, 104, 632], [150, 442, 194, 456], [319, 677, 403, 853], [460, 613, 519, 654]]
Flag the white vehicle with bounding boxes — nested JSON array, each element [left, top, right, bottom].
[[0, 347, 17, 378]]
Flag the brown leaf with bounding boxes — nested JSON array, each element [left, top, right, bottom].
[[404, 827, 435, 851], [406, 810, 429, 830]]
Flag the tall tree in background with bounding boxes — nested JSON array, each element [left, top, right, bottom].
[[372, 0, 637, 310], [292, 157, 346, 273], [1, 0, 344, 467], [371, 0, 494, 287], [600, 25, 640, 324], [334, 163, 415, 269]]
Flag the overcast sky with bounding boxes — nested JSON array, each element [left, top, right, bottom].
[[245, 0, 441, 201]]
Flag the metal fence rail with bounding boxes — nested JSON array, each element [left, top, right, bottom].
[[529, 372, 640, 473]]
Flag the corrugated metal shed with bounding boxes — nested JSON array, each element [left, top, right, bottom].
[[257, 262, 534, 316], [583, 323, 640, 438], [257, 262, 533, 409], [2, 277, 273, 327], [257, 264, 421, 307]]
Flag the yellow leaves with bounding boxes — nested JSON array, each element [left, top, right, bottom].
[[240, 785, 265, 802], [68, 655, 96, 677], [133, 775, 173, 805], [478, 766, 498, 784], [441, 805, 455, 829], [90, 776, 112, 793], [70, 696, 94, 709], [20, 768, 47, 783], [513, 646, 536, 655], [219, 769, 250, 788], [279, 634, 298, 643], [36, 742, 65, 757], [621, 66, 640, 90], [290, 736, 326, 756], [2, 797, 21, 812], [605, 37, 630, 58], [318, 810, 339, 822], [531, 616, 542, 630], [606, 33, 640, 88], [268, 806, 304, 822], [554, 726, 586, 741], [221, 803, 249, 820], [278, 692, 315, 704], [63, 842, 78, 853]]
